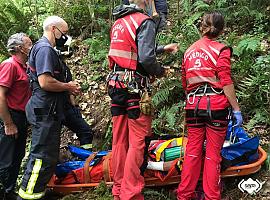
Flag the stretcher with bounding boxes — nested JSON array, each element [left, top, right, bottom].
[[47, 144, 267, 195]]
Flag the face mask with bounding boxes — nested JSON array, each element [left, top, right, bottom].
[[55, 36, 73, 59], [54, 27, 68, 47]]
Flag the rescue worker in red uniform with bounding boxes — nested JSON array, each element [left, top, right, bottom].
[[107, 0, 178, 199], [177, 12, 243, 200]]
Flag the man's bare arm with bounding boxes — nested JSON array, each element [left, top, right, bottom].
[[38, 73, 81, 95]]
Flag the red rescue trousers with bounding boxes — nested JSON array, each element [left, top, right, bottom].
[[177, 109, 229, 200], [112, 114, 152, 200]]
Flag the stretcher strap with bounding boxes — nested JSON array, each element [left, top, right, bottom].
[[155, 159, 179, 182], [156, 138, 183, 161], [103, 152, 112, 182], [83, 153, 97, 183]]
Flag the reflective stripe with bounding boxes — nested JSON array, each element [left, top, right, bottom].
[[184, 46, 194, 57], [130, 15, 139, 29], [18, 188, 45, 199], [184, 49, 195, 63], [187, 154, 198, 158], [122, 18, 136, 41], [26, 159, 42, 194], [80, 143, 93, 149], [109, 49, 137, 60], [187, 76, 218, 85], [209, 45, 220, 55], [200, 48, 217, 65]]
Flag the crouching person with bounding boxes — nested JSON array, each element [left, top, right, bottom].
[[107, 0, 178, 199], [17, 16, 81, 200], [0, 33, 32, 200]]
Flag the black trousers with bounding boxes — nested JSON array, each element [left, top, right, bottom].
[[62, 105, 93, 146], [0, 110, 28, 193]]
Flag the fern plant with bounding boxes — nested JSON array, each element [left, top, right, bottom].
[[0, 0, 30, 57], [233, 35, 262, 57], [151, 77, 185, 135], [152, 77, 183, 108], [152, 102, 185, 135], [238, 54, 270, 127]]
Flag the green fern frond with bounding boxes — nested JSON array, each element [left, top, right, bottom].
[[192, 0, 209, 11], [152, 78, 183, 107]]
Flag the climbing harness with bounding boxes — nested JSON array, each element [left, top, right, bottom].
[[187, 84, 224, 119], [107, 65, 151, 95]]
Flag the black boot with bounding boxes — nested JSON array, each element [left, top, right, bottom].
[[0, 188, 4, 200], [16, 196, 24, 200], [4, 191, 17, 200]]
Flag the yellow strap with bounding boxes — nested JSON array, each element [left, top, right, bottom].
[[26, 159, 42, 194], [18, 188, 45, 199], [176, 138, 183, 146], [156, 138, 183, 161], [80, 143, 93, 149]]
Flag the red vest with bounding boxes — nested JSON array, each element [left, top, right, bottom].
[[183, 37, 228, 92], [108, 12, 150, 70]]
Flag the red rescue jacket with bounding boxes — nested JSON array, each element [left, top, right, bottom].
[[108, 12, 150, 70], [183, 37, 228, 92], [182, 37, 233, 110]]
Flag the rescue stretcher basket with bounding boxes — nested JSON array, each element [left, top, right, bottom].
[[47, 146, 267, 195]]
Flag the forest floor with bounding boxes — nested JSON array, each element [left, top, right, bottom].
[[43, 42, 270, 200]]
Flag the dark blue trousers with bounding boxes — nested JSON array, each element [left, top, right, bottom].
[[19, 99, 62, 199], [62, 105, 93, 146], [0, 110, 28, 194]]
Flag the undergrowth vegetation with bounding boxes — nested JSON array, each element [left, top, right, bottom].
[[0, 0, 269, 140]]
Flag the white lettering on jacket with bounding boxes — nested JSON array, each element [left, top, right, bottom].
[[111, 24, 125, 43], [112, 24, 124, 33], [188, 51, 209, 61]]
